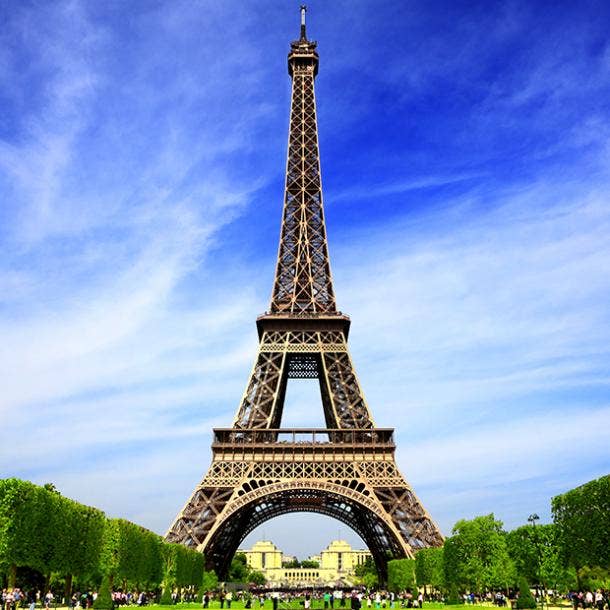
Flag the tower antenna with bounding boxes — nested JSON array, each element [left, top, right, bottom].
[[300, 5, 307, 40]]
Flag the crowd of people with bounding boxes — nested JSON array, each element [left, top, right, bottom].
[[1, 590, 56, 610], [570, 591, 608, 610], [201, 590, 423, 610], [1, 587, 608, 610], [185, 588, 610, 610], [0, 589, 159, 610]]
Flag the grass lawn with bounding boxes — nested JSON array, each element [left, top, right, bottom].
[[44, 602, 572, 610], [147, 604, 447, 610], [141, 603, 571, 610]]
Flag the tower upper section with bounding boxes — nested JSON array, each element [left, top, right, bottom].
[[288, 5, 319, 78], [269, 6, 337, 317]]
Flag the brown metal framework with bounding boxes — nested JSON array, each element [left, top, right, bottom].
[[270, 29, 335, 315], [166, 8, 443, 580]]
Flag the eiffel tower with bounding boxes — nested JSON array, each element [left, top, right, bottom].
[[165, 7, 443, 579]]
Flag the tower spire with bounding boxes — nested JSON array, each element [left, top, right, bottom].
[[300, 5, 307, 41]]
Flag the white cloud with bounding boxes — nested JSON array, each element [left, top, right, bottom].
[[336, 182, 610, 422], [329, 172, 485, 202], [399, 407, 610, 488], [0, 1, 269, 485]]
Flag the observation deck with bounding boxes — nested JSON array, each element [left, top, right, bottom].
[[211, 428, 396, 462]]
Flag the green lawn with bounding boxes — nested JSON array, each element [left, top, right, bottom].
[[148, 604, 447, 610], [144, 599, 571, 610], [42, 603, 572, 610], [143, 603, 571, 610]]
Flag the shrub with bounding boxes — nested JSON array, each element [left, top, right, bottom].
[[516, 578, 537, 609], [93, 575, 113, 610]]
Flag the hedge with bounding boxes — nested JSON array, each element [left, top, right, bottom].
[[0, 478, 208, 593]]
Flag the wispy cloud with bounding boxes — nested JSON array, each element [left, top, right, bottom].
[[339, 180, 610, 413], [329, 172, 484, 202], [0, 1, 267, 453]]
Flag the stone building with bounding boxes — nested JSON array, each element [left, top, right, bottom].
[[240, 540, 283, 571], [237, 539, 372, 587]]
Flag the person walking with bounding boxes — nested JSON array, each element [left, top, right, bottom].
[[44, 592, 53, 610], [594, 591, 604, 610]]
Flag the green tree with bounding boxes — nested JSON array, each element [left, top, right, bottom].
[[506, 523, 574, 592], [100, 518, 166, 590], [0, 478, 106, 593], [0, 478, 207, 595], [577, 566, 610, 592], [443, 514, 515, 592], [506, 526, 542, 585], [162, 541, 203, 592], [138, 530, 158, 588], [99, 519, 136, 586], [74, 505, 106, 580], [415, 547, 444, 593], [201, 570, 219, 591], [363, 571, 379, 589], [248, 570, 266, 586], [552, 475, 610, 571], [0, 479, 54, 581], [227, 553, 249, 583], [387, 559, 416, 593], [446, 583, 463, 605], [443, 537, 460, 590], [188, 550, 205, 590], [160, 543, 180, 605], [354, 557, 378, 589], [301, 560, 319, 568]]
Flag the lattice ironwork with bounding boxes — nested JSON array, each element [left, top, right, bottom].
[[166, 8, 443, 582], [270, 21, 335, 315], [166, 436, 443, 579], [232, 329, 374, 430]]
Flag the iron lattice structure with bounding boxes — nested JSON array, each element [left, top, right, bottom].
[[166, 9, 443, 580]]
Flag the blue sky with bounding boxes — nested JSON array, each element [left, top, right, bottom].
[[1, 0, 610, 559]]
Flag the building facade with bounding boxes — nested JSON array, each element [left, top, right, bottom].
[[237, 540, 372, 587]]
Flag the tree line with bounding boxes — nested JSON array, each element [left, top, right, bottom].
[[384, 474, 609, 597], [2, 474, 608, 599], [0, 479, 218, 606]]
